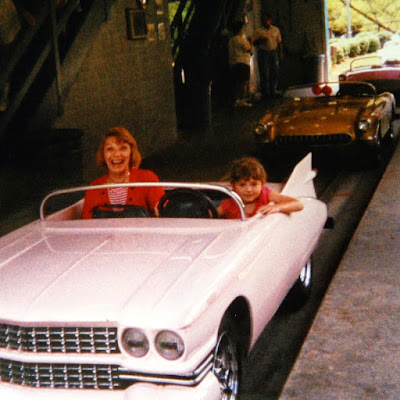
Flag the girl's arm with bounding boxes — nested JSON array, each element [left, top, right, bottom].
[[257, 190, 304, 215], [217, 204, 225, 218]]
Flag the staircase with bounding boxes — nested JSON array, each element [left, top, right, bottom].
[[0, 0, 107, 149]]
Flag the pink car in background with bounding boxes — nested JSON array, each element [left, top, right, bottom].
[[339, 55, 400, 105], [0, 154, 327, 399]]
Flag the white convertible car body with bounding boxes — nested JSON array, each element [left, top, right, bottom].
[[0, 154, 327, 399]]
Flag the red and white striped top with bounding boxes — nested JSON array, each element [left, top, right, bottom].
[[108, 186, 128, 205]]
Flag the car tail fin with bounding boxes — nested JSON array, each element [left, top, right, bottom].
[[281, 153, 317, 198]]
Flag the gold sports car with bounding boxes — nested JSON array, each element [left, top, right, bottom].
[[254, 82, 398, 157]]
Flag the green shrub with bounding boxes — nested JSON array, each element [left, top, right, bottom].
[[330, 44, 338, 64], [336, 47, 344, 63], [341, 40, 350, 57], [332, 43, 345, 64], [368, 35, 380, 53], [354, 32, 380, 54], [356, 35, 369, 54], [348, 39, 361, 57], [330, 37, 347, 60], [377, 31, 392, 47]]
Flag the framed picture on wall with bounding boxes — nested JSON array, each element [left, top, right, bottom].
[[126, 8, 147, 40], [158, 22, 166, 40], [147, 23, 157, 41], [155, 0, 163, 15]]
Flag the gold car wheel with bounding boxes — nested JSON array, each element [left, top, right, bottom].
[[368, 123, 383, 166], [377, 124, 382, 146], [388, 108, 395, 140]]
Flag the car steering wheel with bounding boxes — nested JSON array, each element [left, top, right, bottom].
[[158, 188, 219, 219]]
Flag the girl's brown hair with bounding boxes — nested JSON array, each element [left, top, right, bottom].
[[228, 157, 267, 183], [96, 127, 142, 169]]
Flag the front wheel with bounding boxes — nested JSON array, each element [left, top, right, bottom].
[[365, 124, 383, 168], [284, 258, 313, 311], [385, 107, 396, 143], [213, 318, 241, 399]]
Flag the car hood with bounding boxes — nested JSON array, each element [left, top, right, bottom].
[[345, 67, 400, 81], [273, 97, 370, 136], [0, 220, 253, 328]]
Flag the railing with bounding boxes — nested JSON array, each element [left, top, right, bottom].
[[0, 0, 109, 140], [170, 0, 195, 61]]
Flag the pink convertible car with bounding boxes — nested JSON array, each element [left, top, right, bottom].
[[0, 154, 327, 399], [339, 55, 400, 105]]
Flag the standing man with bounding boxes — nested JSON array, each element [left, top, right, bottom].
[[228, 20, 253, 108], [254, 14, 283, 98]]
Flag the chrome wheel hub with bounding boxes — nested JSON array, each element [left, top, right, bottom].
[[213, 331, 239, 399]]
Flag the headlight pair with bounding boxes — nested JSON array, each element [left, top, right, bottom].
[[122, 328, 184, 360]]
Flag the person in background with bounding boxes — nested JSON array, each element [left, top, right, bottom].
[[228, 19, 253, 108], [253, 14, 283, 98], [218, 157, 303, 219], [82, 126, 165, 219]]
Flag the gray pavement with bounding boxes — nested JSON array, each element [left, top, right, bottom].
[[280, 136, 400, 398]]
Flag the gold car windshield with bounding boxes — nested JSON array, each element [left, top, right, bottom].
[[284, 82, 376, 99]]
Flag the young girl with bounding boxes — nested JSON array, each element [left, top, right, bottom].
[[218, 157, 303, 219]]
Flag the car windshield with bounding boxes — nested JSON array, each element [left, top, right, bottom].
[[284, 83, 339, 98], [284, 82, 376, 99], [40, 183, 247, 221]]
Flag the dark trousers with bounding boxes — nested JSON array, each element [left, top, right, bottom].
[[258, 49, 279, 97]]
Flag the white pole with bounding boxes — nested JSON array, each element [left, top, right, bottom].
[[347, 0, 352, 37]]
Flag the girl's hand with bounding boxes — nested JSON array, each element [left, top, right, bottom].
[[266, 192, 304, 215], [257, 203, 281, 215], [256, 195, 304, 216]]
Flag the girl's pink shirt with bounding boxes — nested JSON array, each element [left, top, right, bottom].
[[221, 186, 270, 219]]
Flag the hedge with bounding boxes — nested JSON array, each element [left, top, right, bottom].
[[329, 32, 389, 64]]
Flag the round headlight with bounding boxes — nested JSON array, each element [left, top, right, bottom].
[[254, 122, 273, 139], [358, 119, 371, 131], [155, 331, 184, 360], [122, 328, 149, 358], [254, 124, 267, 135]]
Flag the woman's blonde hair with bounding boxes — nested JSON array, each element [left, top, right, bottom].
[[228, 157, 267, 183], [96, 127, 142, 169]]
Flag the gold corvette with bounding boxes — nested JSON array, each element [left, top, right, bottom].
[[254, 82, 398, 156]]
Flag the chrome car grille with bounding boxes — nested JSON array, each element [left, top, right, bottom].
[[277, 133, 352, 146], [0, 323, 120, 354], [0, 352, 215, 390], [0, 358, 121, 389]]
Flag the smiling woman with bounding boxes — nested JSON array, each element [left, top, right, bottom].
[[82, 127, 165, 219]]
